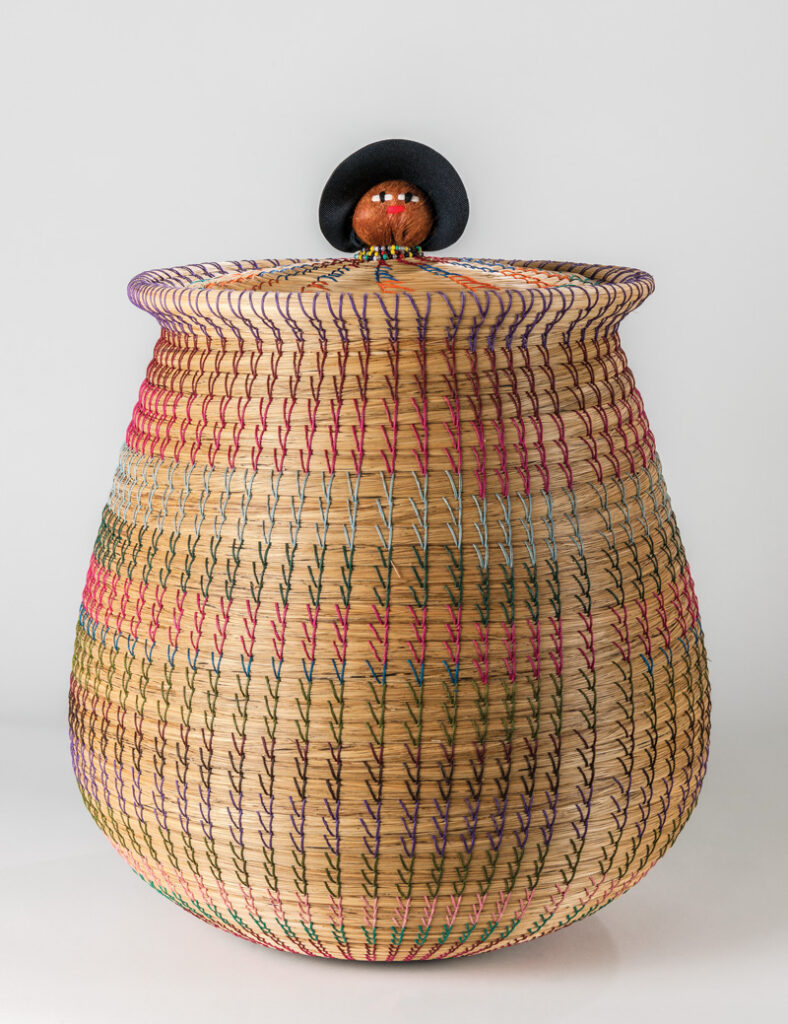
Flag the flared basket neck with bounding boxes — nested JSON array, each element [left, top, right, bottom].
[[127, 257, 654, 342]]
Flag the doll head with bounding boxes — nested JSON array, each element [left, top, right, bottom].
[[351, 179, 434, 249], [319, 139, 468, 255]]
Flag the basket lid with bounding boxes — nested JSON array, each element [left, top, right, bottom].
[[127, 257, 655, 335], [190, 256, 598, 296]]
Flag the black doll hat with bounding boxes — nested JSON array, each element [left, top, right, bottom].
[[319, 138, 469, 253]]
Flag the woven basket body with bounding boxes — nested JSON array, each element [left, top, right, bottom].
[[69, 257, 710, 960]]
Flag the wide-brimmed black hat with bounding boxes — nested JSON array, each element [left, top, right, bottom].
[[319, 138, 469, 253]]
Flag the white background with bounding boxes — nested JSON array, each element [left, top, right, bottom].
[[1, 1, 786, 1020]]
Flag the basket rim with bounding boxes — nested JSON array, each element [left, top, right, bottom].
[[127, 257, 655, 327]]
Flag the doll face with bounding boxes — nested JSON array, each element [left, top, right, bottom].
[[351, 179, 434, 248]]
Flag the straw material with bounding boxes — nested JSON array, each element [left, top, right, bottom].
[[69, 256, 710, 960]]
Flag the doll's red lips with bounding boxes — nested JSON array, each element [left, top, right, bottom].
[[386, 204, 405, 214]]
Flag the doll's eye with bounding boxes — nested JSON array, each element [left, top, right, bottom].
[[371, 192, 393, 203], [398, 192, 419, 203]]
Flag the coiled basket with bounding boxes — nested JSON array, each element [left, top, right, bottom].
[[69, 256, 710, 960]]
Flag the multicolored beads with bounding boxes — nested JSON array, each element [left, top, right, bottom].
[[355, 244, 423, 261]]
